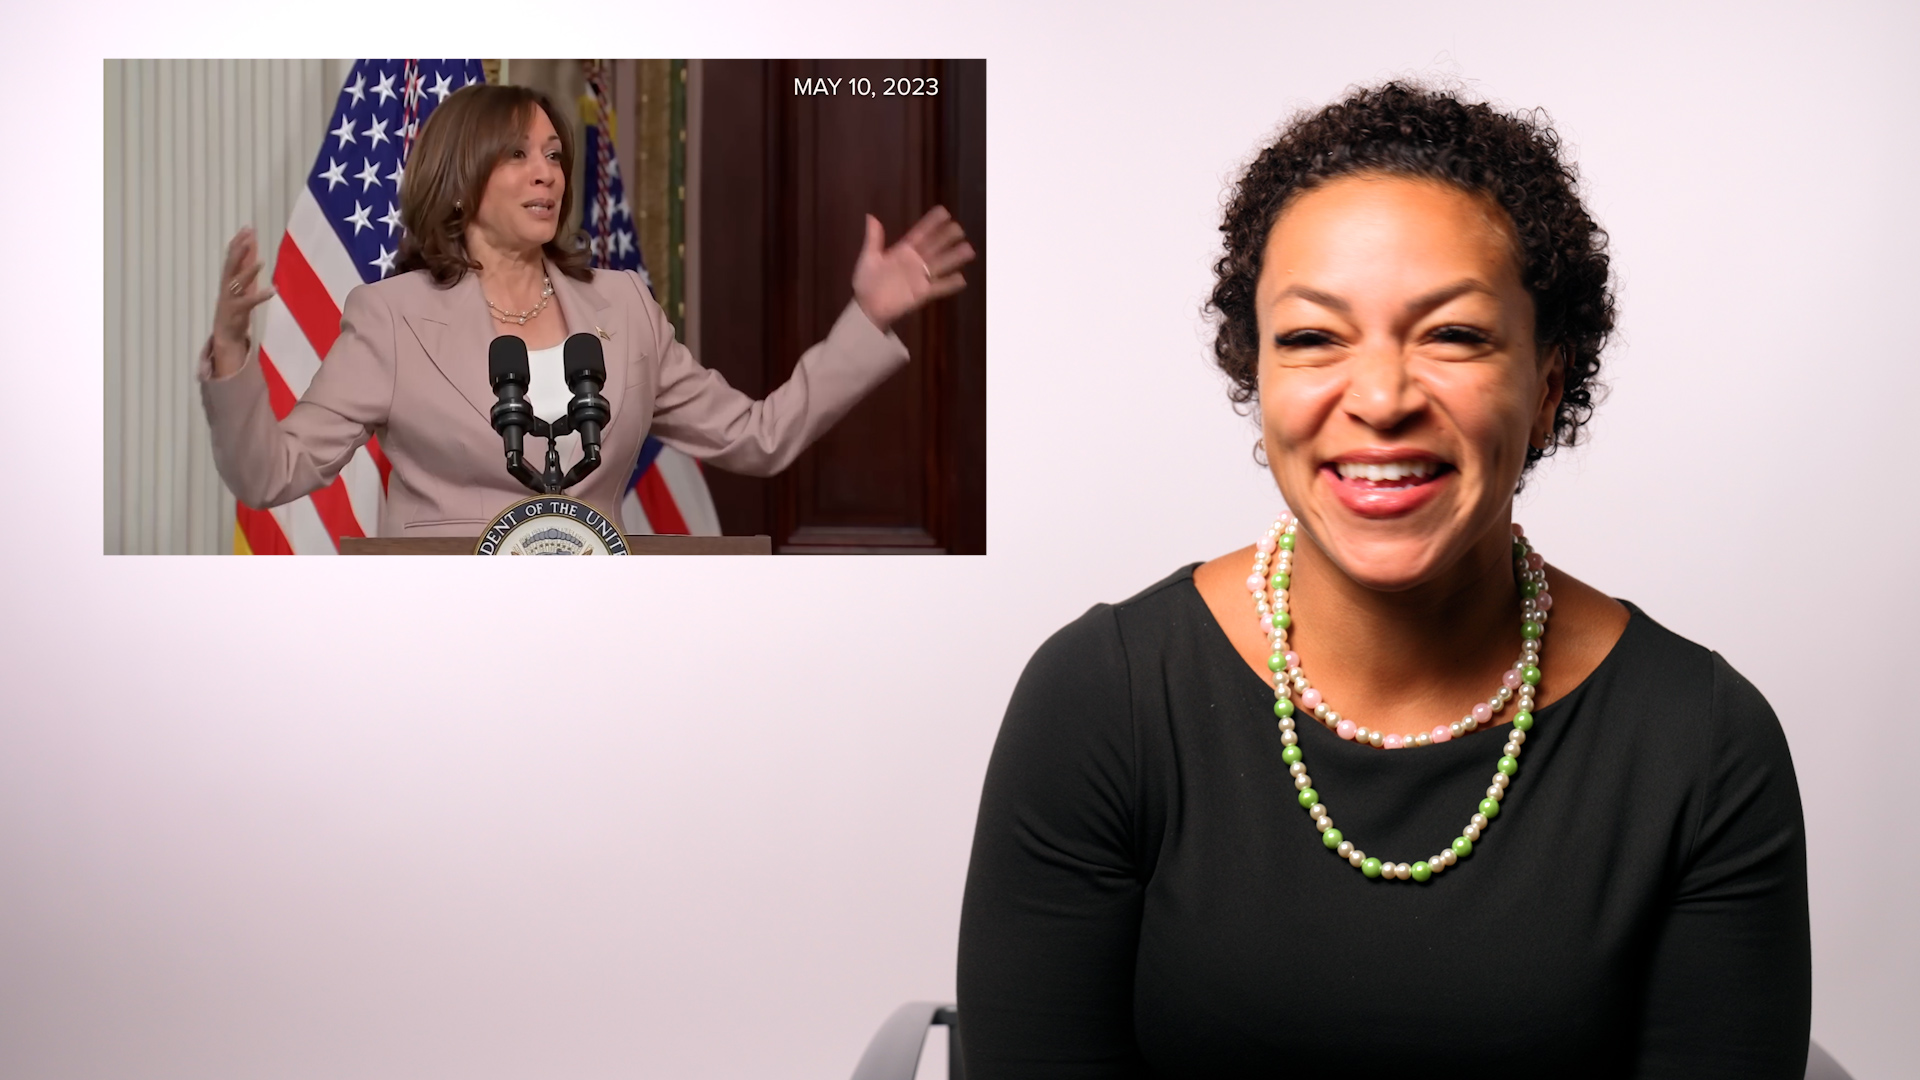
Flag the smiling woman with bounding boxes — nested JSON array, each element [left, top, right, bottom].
[[958, 83, 1810, 1078]]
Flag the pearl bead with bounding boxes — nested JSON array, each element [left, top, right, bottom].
[[1310, 803, 1328, 820], [1316, 818, 1333, 833], [1449, 722, 1464, 738], [1314, 704, 1330, 720], [1462, 716, 1479, 732], [1294, 775, 1312, 791], [1288, 762, 1306, 778], [1486, 785, 1503, 801], [1430, 725, 1452, 744], [1336, 840, 1354, 857], [1470, 813, 1489, 829], [1336, 720, 1358, 740], [1301, 689, 1323, 711], [1256, 536, 1276, 553], [1470, 703, 1492, 724], [1383, 733, 1404, 749], [1278, 717, 1295, 732], [1464, 824, 1481, 841], [1355, 726, 1371, 742], [1492, 773, 1509, 789], [1395, 863, 1410, 879], [1510, 729, 1526, 746], [1280, 731, 1297, 746], [1368, 732, 1384, 747], [1413, 732, 1431, 748], [1349, 851, 1366, 868], [1325, 710, 1341, 726], [1429, 856, 1446, 874], [1503, 741, 1520, 757]]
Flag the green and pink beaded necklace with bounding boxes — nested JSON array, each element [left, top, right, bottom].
[[1250, 513, 1548, 882]]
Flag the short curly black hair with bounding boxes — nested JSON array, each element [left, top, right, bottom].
[[1207, 82, 1615, 472]]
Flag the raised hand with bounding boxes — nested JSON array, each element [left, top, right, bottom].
[[851, 206, 976, 332], [208, 227, 278, 378]]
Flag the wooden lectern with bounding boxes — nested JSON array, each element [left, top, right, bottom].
[[338, 535, 773, 555]]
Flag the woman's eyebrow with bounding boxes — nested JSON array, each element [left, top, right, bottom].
[[1274, 279, 1494, 317]]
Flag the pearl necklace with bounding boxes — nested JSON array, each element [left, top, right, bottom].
[[485, 275, 555, 326], [1251, 513, 1549, 881]]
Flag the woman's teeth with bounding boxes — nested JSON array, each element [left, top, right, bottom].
[[1334, 460, 1438, 483]]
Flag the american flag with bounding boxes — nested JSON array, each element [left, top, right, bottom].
[[579, 62, 720, 537], [233, 58, 716, 553]]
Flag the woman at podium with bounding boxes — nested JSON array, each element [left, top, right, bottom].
[[196, 83, 973, 538]]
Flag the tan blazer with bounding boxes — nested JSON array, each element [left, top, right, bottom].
[[199, 261, 908, 537]]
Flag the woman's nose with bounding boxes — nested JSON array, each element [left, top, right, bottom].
[[1343, 346, 1424, 432]]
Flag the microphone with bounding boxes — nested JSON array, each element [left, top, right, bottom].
[[562, 333, 610, 452], [488, 335, 543, 494]]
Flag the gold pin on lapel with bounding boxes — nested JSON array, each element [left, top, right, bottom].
[[595, 325, 611, 340]]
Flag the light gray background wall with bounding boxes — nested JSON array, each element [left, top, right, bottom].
[[7, 2, 1915, 1077]]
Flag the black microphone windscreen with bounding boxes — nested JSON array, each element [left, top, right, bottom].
[[563, 333, 606, 383], [489, 335, 530, 388]]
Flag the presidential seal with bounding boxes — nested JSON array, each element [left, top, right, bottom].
[[475, 496, 631, 556]]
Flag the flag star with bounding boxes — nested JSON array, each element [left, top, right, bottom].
[[405, 70, 423, 106], [589, 200, 605, 228], [379, 201, 403, 237], [365, 115, 390, 149], [636, 265, 653, 291], [355, 157, 383, 191], [615, 229, 634, 258], [345, 200, 373, 235], [386, 160, 405, 189], [462, 74, 476, 88], [371, 244, 397, 277], [428, 72, 454, 103], [345, 73, 367, 107], [319, 157, 348, 190], [615, 192, 632, 221], [330, 114, 357, 149], [371, 70, 396, 106]]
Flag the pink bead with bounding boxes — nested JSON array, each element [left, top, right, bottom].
[[1510, 523, 1525, 538], [1471, 703, 1492, 724], [1299, 688, 1322, 711], [1430, 725, 1452, 744], [1278, 510, 1293, 525], [1536, 592, 1553, 612], [1383, 733, 1404, 749], [1336, 719, 1357, 740], [1246, 574, 1264, 592], [1256, 536, 1276, 553], [1502, 669, 1523, 690], [1527, 552, 1544, 571], [1284, 651, 1299, 669]]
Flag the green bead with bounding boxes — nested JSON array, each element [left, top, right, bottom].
[[1323, 828, 1344, 849], [1452, 836, 1473, 857], [1522, 665, 1542, 686], [1270, 572, 1290, 590], [1513, 711, 1533, 732], [1497, 755, 1518, 776], [1479, 797, 1501, 819], [1281, 744, 1303, 765], [1297, 788, 1318, 808], [1521, 620, 1542, 640], [1274, 611, 1292, 631], [1410, 861, 1432, 882], [1522, 579, 1541, 599], [1512, 540, 1527, 559], [1274, 698, 1295, 719], [1268, 653, 1285, 671], [1279, 533, 1295, 551], [1361, 857, 1382, 878]]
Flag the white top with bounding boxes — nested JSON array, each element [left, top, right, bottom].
[[524, 342, 582, 470], [526, 342, 570, 423]]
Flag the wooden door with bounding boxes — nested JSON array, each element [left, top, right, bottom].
[[694, 60, 985, 554]]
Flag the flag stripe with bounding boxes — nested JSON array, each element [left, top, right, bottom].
[[287, 189, 367, 309], [258, 345, 365, 549], [273, 235, 342, 362], [236, 503, 293, 555], [634, 466, 689, 535]]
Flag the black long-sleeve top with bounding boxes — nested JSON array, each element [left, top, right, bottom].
[[958, 566, 1809, 1078]]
